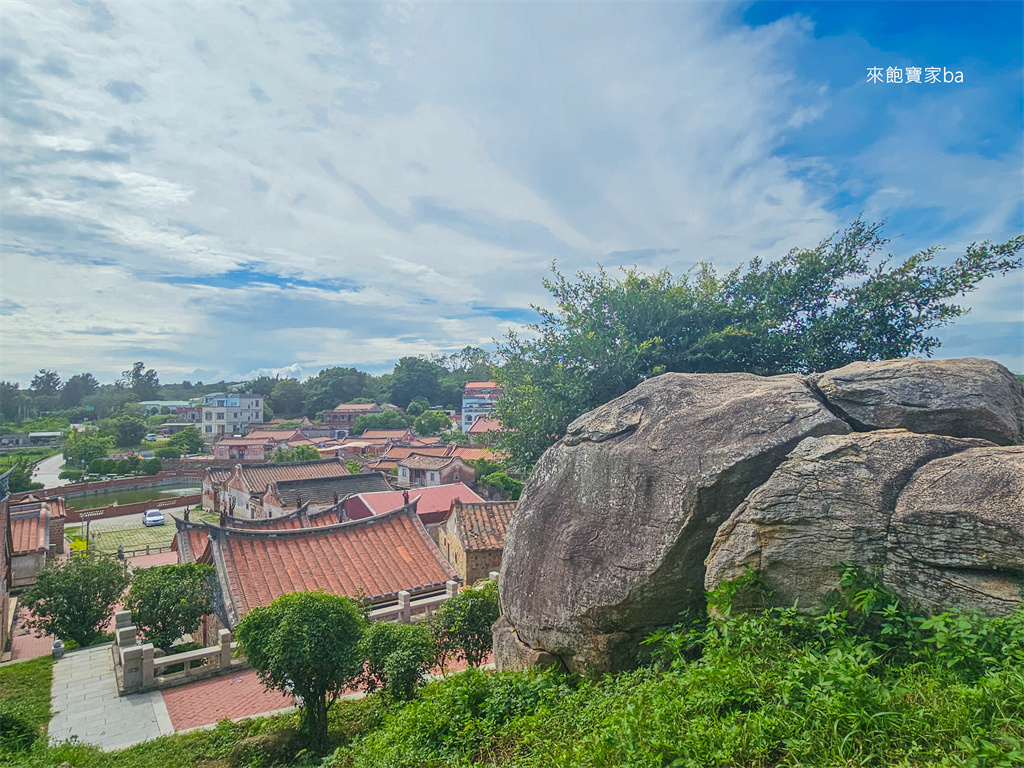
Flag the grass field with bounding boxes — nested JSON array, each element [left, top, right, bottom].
[[64, 508, 220, 554]]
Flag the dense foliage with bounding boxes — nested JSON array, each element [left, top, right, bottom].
[[124, 563, 216, 652], [495, 221, 1024, 470], [359, 622, 437, 702], [22, 554, 130, 648], [429, 579, 501, 669], [236, 591, 366, 752]]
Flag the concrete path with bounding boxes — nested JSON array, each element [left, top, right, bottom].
[[32, 452, 71, 488], [49, 644, 173, 751]]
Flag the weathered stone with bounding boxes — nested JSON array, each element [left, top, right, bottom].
[[885, 446, 1024, 616], [810, 357, 1024, 445], [498, 372, 850, 673], [704, 430, 990, 610], [492, 616, 564, 672]]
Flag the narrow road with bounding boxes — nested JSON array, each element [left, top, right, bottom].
[[32, 452, 70, 488]]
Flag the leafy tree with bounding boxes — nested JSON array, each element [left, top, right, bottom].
[[241, 375, 279, 399], [235, 591, 365, 752], [350, 410, 414, 436], [359, 621, 435, 701], [267, 378, 304, 418], [120, 362, 160, 400], [63, 432, 114, 468], [430, 579, 500, 669], [406, 396, 430, 417], [301, 367, 381, 417], [6, 461, 43, 493], [496, 222, 1024, 471], [115, 459, 131, 475], [30, 369, 62, 395], [345, 460, 362, 474], [124, 563, 215, 652], [479, 471, 523, 500], [442, 430, 469, 445], [59, 373, 99, 409], [22, 554, 130, 648], [58, 468, 84, 481], [292, 445, 321, 461], [389, 357, 445, 409], [168, 426, 204, 454], [154, 446, 181, 459], [141, 458, 162, 475], [0, 381, 27, 421], [114, 416, 147, 447], [82, 385, 139, 419], [86, 458, 105, 474], [414, 410, 452, 437]]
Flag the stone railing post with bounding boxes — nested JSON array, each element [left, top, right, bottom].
[[445, 580, 459, 599], [122, 646, 143, 691], [398, 590, 411, 623], [141, 643, 155, 688], [116, 625, 137, 648], [218, 629, 233, 669], [114, 610, 133, 630], [489, 571, 500, 582]]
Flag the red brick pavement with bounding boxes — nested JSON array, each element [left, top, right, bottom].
[[129, 550, 178, 567], [9, 607, 54, 661], [161, 668, 296, 730]]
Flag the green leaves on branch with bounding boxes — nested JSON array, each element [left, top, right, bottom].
[[124, 563, 215, 652], [495, 221, 1024, 471], [430, 579, 500, 669], [22, 554, 130, 648]]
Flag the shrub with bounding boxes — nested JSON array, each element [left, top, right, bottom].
[[124, 563, 215, 652], [155, 445, 181, 459], [359, 622, 435, 702], [429, 579, 500, 669], [21, 554, 129, 648], [141, 457, 162, 475]]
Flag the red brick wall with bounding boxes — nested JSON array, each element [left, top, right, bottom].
[[65, 494, 201, 523]]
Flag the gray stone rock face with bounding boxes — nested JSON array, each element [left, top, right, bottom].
[[498, 372, 850, 673], [809, 358, 1024, 445], [885, 446, 1024, 616], [704, 430, 991, 610]]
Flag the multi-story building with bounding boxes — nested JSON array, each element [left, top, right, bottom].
[[323, 402, 384, 436], [461, 381, 502, 432], [200, 392, 264, 440]]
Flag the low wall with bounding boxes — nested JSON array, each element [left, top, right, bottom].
[[159, 458, 267, 473], [66, 494, 201, 523], [11, 471, 204, 503]]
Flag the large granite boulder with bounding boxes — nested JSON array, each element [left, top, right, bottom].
[[810, 358, 1024, 445], [885, 446, 1024, 616], [704, 430, 991, 610], [498, 372, 850, 674]]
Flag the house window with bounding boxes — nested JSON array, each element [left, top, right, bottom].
[[205, 425, 212, 433], [205, 412, 212, 420]]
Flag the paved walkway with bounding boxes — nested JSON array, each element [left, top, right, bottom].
[[49, 644, 173, 751], [161, 668, 295, 730], [8, 607, 54, 662]]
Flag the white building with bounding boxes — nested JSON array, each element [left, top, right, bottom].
[[200, 392, 264, 440], [461, 381, 502, 432]]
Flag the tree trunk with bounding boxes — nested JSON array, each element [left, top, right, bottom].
[[305, 695, 329, 752]]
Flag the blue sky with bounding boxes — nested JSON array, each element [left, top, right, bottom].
[[1, 0, 1021, 385]]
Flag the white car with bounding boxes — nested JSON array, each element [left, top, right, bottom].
[[142, 509, 165, 527]]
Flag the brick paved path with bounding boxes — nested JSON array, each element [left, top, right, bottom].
[[161, 668, 295, 730], [49, 644, 173, 751], [8, 607, 54, 661]]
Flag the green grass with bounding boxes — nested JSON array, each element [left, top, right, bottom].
[[0, 448, 57, 472], [0, 656, 54, 758], [65, 509, 219, 554]]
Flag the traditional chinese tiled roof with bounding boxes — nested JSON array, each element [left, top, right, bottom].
[[330, 402, 384, 412], [449, 501, 516, 552], [171, 517, 210, 564], [231, 458, 351, 493], [449, 446, 502, 462], [10, 505, 49, 555], [218, 502, 345, 531], [467, 418, 503, 435], [465, 381, 499, 390], [366, 458, 399, 471], [270, 473, 392, 508], [207, 503, 460, 627], [243, 429, 301, 442], [361, 429, 412, 440], [352, 483, 484, 522], [381, 446, 449, 460], [399, 453, 458, 471], [214, 437, 277, 447]]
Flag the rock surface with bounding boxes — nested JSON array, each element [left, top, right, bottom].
[[884, 446, 1024, 616], [498, 372, 849, 674], [704, 430, 991, 610], [809, 358, 1024, 445]]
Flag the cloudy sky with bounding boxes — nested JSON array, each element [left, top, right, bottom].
[[2, 0, 1021, 386]]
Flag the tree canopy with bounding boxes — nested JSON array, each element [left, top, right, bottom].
[[119, 362, 160, 400], [235, 591, 365, 751], [124, 563, 215, 652], [495, 221, 1024, 471]]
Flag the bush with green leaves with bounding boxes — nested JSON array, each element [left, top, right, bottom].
[[154, 445, 181, 459], [235, 591, 365, 753], [479, 471, 522, 500], [429, 579, 500, 669], [124, 563, 215, 652], [359, 622, 436, 702], [22, 554, 130, 648], [167, 425, 204, 455]]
